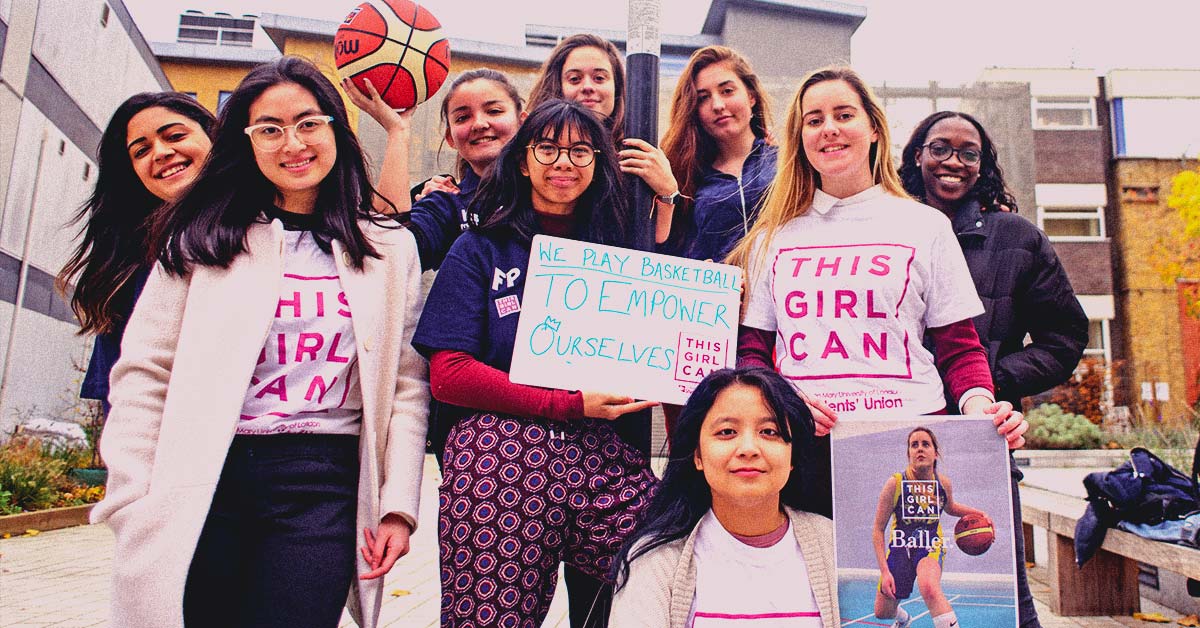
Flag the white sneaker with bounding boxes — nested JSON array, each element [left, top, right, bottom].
[[891, 615, 911, 628]]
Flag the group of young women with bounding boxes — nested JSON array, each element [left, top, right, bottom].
[[60, 27, 1087, 628]]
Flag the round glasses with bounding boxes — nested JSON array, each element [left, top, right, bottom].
[[921, 141, 981, 166], [244, 115, 334, 152], [527, 141, 599, 167]]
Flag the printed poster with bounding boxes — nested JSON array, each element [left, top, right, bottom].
[[832, 416, 1018, 627]]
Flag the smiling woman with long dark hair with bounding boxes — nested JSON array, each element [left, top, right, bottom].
[[57, 92, 215, 410], [611, 367, 836, 627], [90, 56, 429, 628], [412, 98, 659, 628]]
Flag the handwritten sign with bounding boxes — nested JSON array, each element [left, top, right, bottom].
[[509, 235, 741, 405]]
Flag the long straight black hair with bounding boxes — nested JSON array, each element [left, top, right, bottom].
[[57, 92, 215, 334], [472, 98, 630, 247], [152, 56, 391, 275], [612, 367, 830, 590]]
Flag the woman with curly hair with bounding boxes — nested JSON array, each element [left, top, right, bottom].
[[900, 111, 1087, 628]]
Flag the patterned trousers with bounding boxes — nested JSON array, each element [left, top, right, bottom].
[[439, 413, 658, 627]]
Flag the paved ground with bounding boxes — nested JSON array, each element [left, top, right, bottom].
[[0, 458, 1191, 627]]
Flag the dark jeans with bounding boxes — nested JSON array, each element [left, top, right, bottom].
[[184, 434, 360, 628], [1011, 452, 1042, 628]]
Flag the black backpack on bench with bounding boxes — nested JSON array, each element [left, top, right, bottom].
[[1074, 445, 1200, 567]]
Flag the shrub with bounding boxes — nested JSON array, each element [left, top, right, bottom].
[[1026, 403, 1103, 449], [0, 437, 104, 514]]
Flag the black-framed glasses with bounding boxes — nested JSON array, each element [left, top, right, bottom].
[[244, 115, 334, 151], [527, 141, 599, 167], [921, 141, 982, 166]]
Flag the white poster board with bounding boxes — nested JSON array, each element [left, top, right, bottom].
[[509, 235, 741, 405]]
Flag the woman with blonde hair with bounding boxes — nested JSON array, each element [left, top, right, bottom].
[[731, 69, 1028, 569]]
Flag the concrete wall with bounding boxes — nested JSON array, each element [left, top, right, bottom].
[[0, 0, 167, 434], [721, 4, 853, 77]]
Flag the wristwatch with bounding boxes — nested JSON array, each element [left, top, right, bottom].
[[655, 191, 682, 206]]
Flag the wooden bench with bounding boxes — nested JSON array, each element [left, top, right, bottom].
[[1020, 485, 1200, 616]]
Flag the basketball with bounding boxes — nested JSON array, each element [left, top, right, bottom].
[[954, 513, 995, 556], [334, 0, 451, 109]]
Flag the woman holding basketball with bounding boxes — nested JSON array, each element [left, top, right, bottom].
[[659, 45, 775, 264], [871, 427, 990, 628], [347, 69, 525, 271], [611, 367, 836, 627], [528, 33, 678, 245], [91, 57, 428, 628], [412, 99, 658, 628]]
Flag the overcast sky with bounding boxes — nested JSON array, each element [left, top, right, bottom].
[[126, 0, 1200, 86]]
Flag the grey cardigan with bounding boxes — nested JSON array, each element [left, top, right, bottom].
[[610, 507, 838, 627]]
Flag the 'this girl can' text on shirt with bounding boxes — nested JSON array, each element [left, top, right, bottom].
[[742, 185, 985, 417], [237, 209, 362, 435]]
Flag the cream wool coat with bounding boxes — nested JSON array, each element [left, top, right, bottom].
[[89, 219, 430, 628]]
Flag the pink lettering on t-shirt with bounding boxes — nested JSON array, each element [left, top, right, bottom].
[[337, 292, 351, 317], [256, 374, 288, 401], [326, 332, 351, 363], [305, 375, 337, 403], [296, 332, 323, 362], [277, 291, 302, 317]]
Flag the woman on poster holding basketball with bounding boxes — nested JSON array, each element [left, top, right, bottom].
[[871, 427, 991, 628], [91, 57, 428, 628], [412, 99, 659, 628]]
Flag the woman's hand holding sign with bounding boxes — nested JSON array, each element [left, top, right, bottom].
[[583, 392, 659, 420]]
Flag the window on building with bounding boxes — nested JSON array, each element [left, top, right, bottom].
[[1084, 320, 1107, 358], [1035, 184, 1107, 241], [1032, 96, 1096, 129], [1037, 205, 1105, 239], [178, 11, 255, 47], [217, 91, 233, 112]]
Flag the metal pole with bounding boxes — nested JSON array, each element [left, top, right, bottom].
[[626, 0, 661, 252]]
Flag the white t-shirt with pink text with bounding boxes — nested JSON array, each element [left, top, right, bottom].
[[742, 185, 983, 417], [237, 229, 362, 435]]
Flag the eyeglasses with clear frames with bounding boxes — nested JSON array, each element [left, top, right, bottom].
[[527, 141, 600, 168], [244, 115, 334, 152], [921, 141, 982, 166]]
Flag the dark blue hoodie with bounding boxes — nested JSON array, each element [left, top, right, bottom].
[[682, 138, 777, 262]]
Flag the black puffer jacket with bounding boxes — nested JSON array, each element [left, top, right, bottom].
[[948, 200, 1089, 405]]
